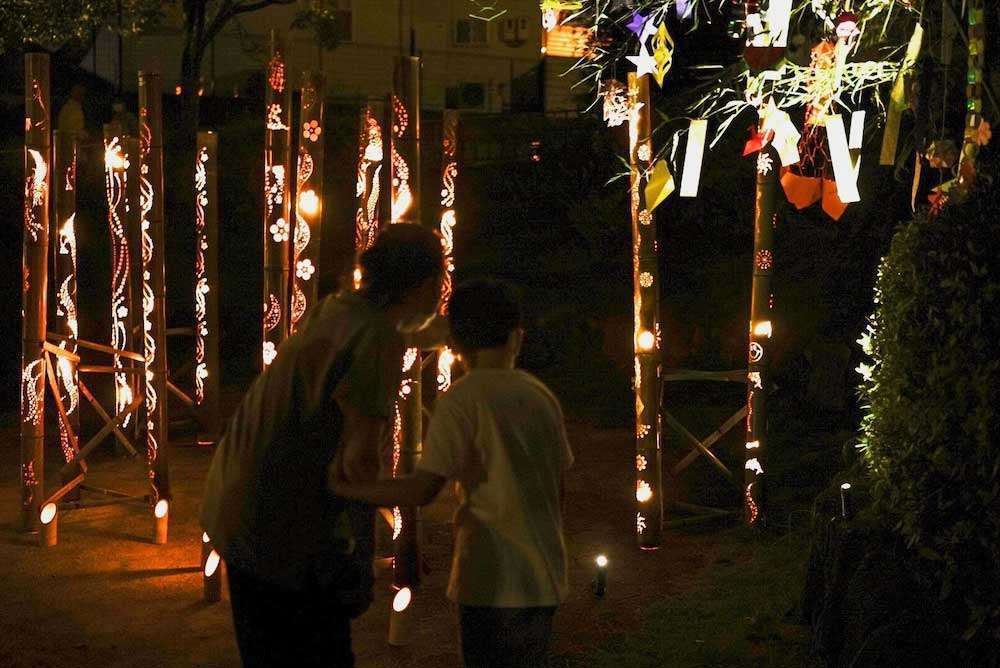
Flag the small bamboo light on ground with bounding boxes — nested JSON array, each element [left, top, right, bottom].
[[39, 502, 58, 547], [388, 586, 413, 646], [202, 532, 222, 602], [594, 554, 608, 597], [840, 482, 853, 520], [153, 499, 168, 544]]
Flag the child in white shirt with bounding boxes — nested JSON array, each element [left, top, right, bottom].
[[332, 278, 573, 667]]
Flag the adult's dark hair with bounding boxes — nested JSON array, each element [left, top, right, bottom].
[[358, 224, 444, 305], [449, 279, 522, 352]]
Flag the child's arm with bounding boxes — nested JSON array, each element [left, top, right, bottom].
[[330, 468, 447, 508]]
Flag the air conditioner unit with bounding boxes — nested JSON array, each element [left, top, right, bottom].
[[446, 83, 486, 109]]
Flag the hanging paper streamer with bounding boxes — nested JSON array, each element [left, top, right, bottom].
[[680, 119, 707, 197], [645, 159, 675, 210], [767, 0, 792, 48], [880, 24, 923, 165], [825, 113, 861, 203], [760, 101, 801, 166], [539, 0, 582, 31]]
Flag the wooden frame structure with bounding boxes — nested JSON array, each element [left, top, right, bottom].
[[20, 56, 171, 544]]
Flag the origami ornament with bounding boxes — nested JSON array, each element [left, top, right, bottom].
[[644, 159, 675, 211], [602, 81, 630, 127], [627, 19, 660, 80], [651, 22, 675, 87], [540, 0, 582, 30]]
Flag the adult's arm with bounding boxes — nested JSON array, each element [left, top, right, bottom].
[[334, 400, 386, 483], [330, 468, 447, 508]]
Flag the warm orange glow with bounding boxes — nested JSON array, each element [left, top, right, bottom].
[[40, 502, 57, 525], [299, 189, 319, 216], [544, 25, 589, 58], [392, 586, 412, 612], [204, 549, 221, 577], [752, 320, 773, 338], [637, 330, 655, 352], [636, 480, 653, 503], [174, 85, 182, 96], [353, 266, 363, 290], [595, 554, 608, 568], [154, 499, 169, 519]]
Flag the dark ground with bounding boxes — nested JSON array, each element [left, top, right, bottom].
[[0, 406, 818, 668]]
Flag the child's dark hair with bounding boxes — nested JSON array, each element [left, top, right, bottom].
[[357, 225, 444, 305], [449, 279, 522, 352]]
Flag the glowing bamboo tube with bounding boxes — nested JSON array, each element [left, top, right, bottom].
[[353, 105, 384, 254], [52, 131, 80, 468], [391, 55, 423, 601], [39, 502, 58, 547], [262, 30, 292, 367], [20, 53, 50, 531], [956, 0, 986, 196], [104, 123, 137, 436], [291, 71, 325, 333], [124, 135, 143, 442], [201, 532, 222, 602], [138, 70, 172, 516], [744, 144, 778, 526], [627, 73, 663, 549], [437, 109, 459, 392], [194, 131, 220, 444]]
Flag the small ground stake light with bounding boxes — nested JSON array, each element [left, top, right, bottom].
[[39, 503, 58, 547], [840, 483, 853, 520], [595, 555, 608, 597], [154, 499, 169, 544], [388, 586, 413, 646], [202, 532, 222, 602]]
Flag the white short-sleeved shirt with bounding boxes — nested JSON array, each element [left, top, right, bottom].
[[417, 368, 574, 608]]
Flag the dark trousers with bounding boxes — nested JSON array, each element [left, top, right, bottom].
[[459, 605, 556, 668], [227, 564, 355, 668]]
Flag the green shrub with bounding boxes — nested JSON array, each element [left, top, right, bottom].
[[857, 186, 1000, 642]]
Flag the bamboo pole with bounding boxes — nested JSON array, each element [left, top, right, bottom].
[[354, 105, 385, 255], [291, 71, 326, 333], [124, 135, 143, 441], [391, 55, 423, 597], [138, 71, 171, 507], [627, 73, 663, 549], [744, 145, 778, 526], [436, 110, 459, 392], [21, 53, 50, 531], [262, 30, 292, 368], [194, 131, 220, 444], [104, 122, 138, 434], [955, 0, 986, 198], [52, 130, 80, 467]]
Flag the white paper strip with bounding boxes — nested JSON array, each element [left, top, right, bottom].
[[680, 118, 707, 197], [826, 114, 861, 203], [848, 110, 865, 149], [767, 0, 792, 47]]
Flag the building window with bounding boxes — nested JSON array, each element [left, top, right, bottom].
[[543, 24, 589, 58], [455, 19, 488, 45]]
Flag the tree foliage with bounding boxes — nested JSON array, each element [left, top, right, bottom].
[[857, 166, 1000, 643]]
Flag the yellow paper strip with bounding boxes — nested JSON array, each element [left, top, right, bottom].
[[680, 119, 707, 198]]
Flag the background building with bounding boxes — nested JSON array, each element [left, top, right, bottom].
[[81, 0, 587, 113]]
